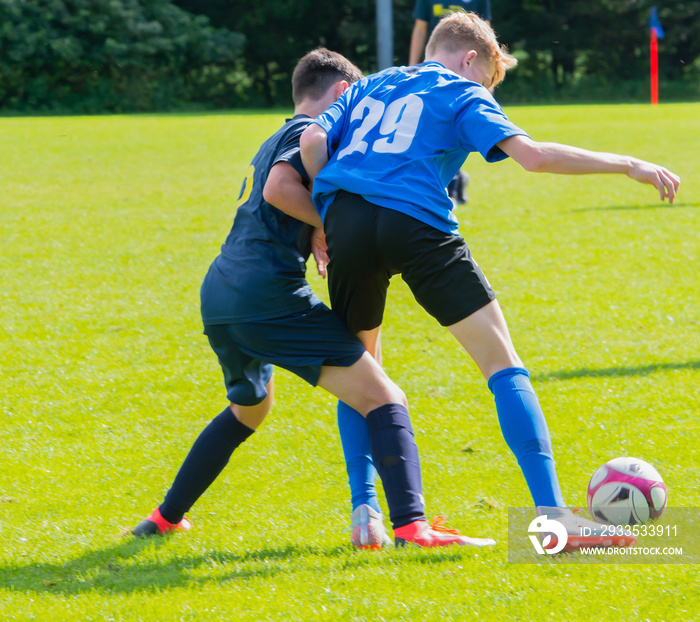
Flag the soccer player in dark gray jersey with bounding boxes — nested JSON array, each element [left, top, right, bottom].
[[200, 116, 320, 324]]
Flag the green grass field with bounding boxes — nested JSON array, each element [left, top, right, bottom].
[[1, 103, 699, 621]]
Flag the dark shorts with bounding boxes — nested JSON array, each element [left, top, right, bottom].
[[204, 302, 365, 406], [325, 191, 496, 333]]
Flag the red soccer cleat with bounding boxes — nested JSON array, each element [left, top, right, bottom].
[[394, 516, 496, 548], [131, 506, 192, 537]]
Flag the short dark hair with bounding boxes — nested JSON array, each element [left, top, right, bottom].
[[292, 48, 363, 105]]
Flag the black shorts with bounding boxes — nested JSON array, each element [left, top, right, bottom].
[[325, 191, 496, 333], [203, 302, 365, 406]]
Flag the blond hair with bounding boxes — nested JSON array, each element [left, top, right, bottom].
[[426, 12, 517, 88]]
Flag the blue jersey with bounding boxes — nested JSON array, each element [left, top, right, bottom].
[[311, 62, 528, 234], [201, 115, 320, 324]]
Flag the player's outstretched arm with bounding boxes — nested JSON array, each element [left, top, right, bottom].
[[263, 162, 323, 228], [498, 135, 681, 204], [300, 125, 330, 184]]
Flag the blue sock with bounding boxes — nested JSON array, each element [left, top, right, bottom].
[[159, 407, 254, 523], [336, 401, 382, 514], [488, 368, 566, 508], [366, 403, 425, 529]]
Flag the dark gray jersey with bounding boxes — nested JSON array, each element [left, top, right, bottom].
[[201, 115, 320, 324]]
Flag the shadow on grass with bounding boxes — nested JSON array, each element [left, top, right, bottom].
[[0, 538, 350, 595], [1, 534, 486, 596], [571, 202, 699, 212], [533, 359, 700, 383]]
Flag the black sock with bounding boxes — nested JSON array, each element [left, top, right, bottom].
[[159, 407, 254, 524], [366, 403, 425, 529]]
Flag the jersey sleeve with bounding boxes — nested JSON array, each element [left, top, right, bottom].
[[454, 88, 529, 162], [310, 87, 353, 159], [273, 123, 310, 184], [412, 0, 431, 21]]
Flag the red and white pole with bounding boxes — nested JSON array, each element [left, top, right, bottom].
[[650, 28, 659, 106]]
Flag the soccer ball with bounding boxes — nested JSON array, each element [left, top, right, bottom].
[[587, 457, 667, 526]]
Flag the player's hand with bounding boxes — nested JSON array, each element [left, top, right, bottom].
[[627, 159, 681, 204], [311, 228, 329, 279]]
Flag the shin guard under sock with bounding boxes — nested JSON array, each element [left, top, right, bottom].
[[366, 403, 425, 529], [488, 367, 565, 508]]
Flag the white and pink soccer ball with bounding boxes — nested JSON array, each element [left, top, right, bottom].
[[587, 457, 667, 526]]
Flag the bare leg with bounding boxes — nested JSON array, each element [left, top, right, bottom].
[[318, 351, 406, 416], [230, 378, 274, 430], [357, 326, 382, 363], [446, 299, 522, 378], [447, 300, 565, 508]]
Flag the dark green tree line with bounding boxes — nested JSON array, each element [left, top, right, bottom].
[[0, 0, 243, 111], [175, 0, 700, 105], [0, 0, 698, 111], [493, 0, 700, 101], [173, 0, 417, 106]]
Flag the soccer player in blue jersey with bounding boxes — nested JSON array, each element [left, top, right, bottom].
[[410, 1, 494, 205], [131, 48, 496, 550], [300, 13, 680, 550]]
